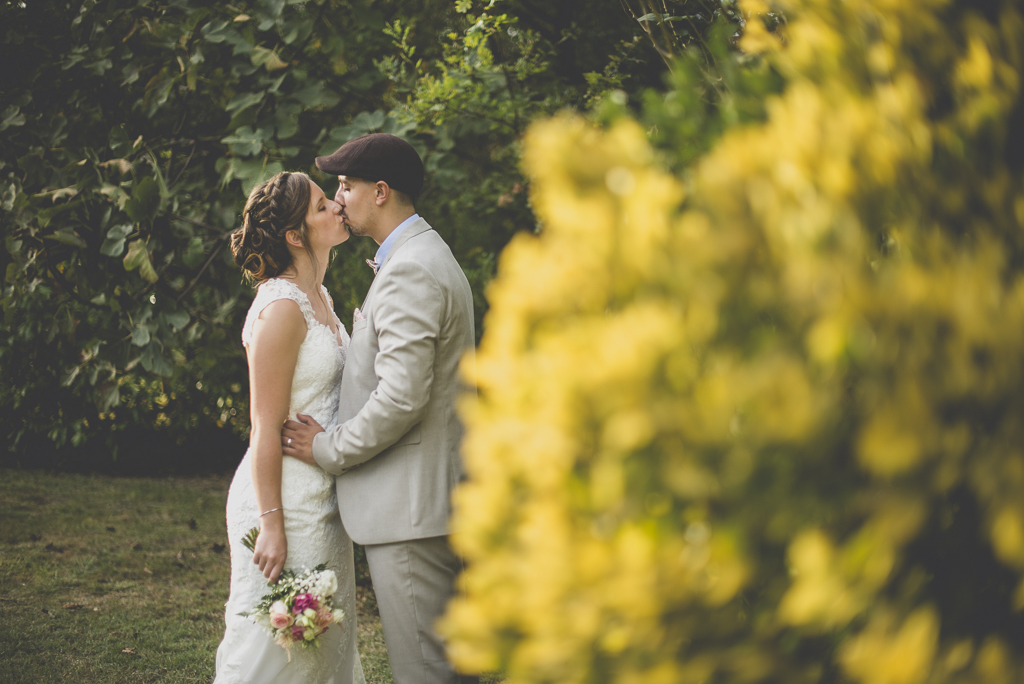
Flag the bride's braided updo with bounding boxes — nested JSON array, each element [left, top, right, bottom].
[[230, 172, 313, 283]]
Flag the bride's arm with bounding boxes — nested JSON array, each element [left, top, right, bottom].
[[246, 299, 306, 582]]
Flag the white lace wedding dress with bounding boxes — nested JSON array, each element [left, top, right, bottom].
[[214, 278, 365, 684]]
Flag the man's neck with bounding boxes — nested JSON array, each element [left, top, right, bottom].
[[372, 209, 416, 246]]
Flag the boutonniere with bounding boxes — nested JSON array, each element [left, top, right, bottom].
[[353, 307, 365, 324]]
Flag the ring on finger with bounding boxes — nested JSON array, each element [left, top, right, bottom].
[[286, 437, 292, 445]]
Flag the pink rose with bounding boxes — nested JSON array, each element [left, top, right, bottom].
[[270, 612, 293, 630], [269, 600, 293, 630]]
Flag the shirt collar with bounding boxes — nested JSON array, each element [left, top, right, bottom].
[[374, 213, 419, 270]]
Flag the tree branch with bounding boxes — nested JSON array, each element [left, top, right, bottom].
[[169, 143, 196, 188], [170, 213, 226, 235], [175, 237, 230, 304]]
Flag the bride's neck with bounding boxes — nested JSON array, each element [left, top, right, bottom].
[[281, 252, 327, 293]]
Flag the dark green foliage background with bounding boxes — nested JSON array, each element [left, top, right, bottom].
[[1, 0, 740, 469]]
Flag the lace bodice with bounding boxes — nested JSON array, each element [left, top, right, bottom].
[[241, 278, 350, 429]]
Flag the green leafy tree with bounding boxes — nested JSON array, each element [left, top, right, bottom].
[[0, 0, 403, 465]]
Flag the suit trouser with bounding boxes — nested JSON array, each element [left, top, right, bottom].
[[364, 536, 477, 684]]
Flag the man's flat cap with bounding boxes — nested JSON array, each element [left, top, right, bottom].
[[315, 133, 424, 201]]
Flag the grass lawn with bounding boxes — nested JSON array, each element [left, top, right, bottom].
[[0, 468, 393, 683]]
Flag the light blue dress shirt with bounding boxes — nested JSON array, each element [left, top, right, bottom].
[[373, 213, 419, 272]]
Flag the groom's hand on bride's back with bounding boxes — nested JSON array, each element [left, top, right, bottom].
[[281, 413, 324, 466]]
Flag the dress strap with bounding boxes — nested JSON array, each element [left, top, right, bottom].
[[321, 284, 347, 334], [241, 278, 317, 347]]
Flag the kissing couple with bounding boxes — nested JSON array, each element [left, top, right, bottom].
[[212, 134, 477, 684]]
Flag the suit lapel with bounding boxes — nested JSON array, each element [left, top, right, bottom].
[[359, 217, 433, 311], [380, 217, 431, 272]]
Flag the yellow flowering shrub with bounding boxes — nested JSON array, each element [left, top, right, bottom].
[[443, 1, 1024, 683]]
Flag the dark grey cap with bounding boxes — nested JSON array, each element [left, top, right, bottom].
[[315, 133, 424, 201]]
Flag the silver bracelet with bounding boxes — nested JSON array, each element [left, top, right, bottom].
[[260, 507, 283, 517]]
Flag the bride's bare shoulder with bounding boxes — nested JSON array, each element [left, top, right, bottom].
[[253, 297, 305, 332]]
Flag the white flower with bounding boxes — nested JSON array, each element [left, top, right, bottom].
[[321, 570, 338, 596], [307, 569, 337, 597]]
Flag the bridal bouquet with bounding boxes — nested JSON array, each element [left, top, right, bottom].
[[240, 527, 345, 657]]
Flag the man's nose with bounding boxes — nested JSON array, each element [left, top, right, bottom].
[[334, 188, 344, 205]]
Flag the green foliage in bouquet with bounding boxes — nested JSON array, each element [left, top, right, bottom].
[[249, 563, 330, 604], [443, 0, 1024, 683]]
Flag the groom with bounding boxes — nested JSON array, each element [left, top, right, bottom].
[[281, 133, 476, 684]]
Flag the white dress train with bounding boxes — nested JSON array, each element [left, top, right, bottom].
[[214, 278, 365, 684]]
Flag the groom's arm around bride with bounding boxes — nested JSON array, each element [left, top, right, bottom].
[[282, 133, 477, 684]]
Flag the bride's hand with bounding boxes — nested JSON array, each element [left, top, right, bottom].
[[252, 511, 287, 582]]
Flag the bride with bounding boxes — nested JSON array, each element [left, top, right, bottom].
[[214, 171, 365, 684]]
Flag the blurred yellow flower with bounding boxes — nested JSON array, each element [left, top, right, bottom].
[[443, 0, 1024, 682]]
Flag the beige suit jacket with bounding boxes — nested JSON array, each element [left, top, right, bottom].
[[312, 218, 475, 545]]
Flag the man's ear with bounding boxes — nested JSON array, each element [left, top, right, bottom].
[[375, 181, 391, 207], [284, 228, 304, 248]]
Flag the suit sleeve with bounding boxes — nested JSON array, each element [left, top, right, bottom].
[[312, 259, 441, 474]]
